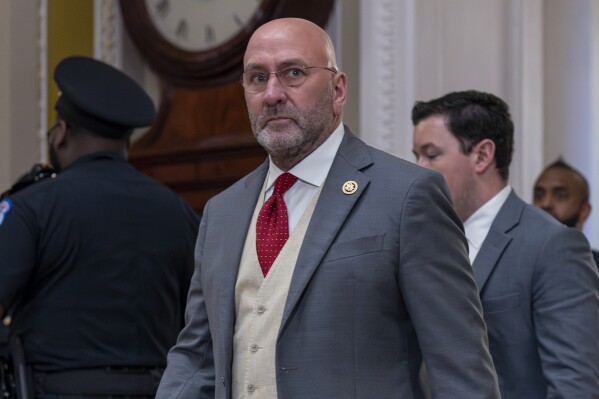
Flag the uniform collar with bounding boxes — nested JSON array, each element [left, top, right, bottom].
[[64, 150, 126, 171]]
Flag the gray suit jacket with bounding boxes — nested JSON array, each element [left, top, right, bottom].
[[474, 191, 599, 398], [157, 128, 500, 399]]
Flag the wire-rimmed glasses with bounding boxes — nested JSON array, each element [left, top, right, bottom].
[[241, 65, 338, 93]]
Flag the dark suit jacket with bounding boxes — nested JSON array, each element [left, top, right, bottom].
[[157, 128, 499, 398], [474, 191, 599, 398]]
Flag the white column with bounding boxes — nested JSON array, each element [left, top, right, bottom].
[[39, 0, 49, 164], [94, 0, 122, 67], [507, 0, 544, 202], [0, 1, 43, 189], [359, 0, 415, 160], [592, 0, 599, 248]]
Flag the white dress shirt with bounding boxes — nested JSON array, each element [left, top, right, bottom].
[[263, 123, 344, 233], [463, 185, 511, 263]]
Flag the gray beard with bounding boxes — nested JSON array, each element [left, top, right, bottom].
[[249, 84, 335, 166]]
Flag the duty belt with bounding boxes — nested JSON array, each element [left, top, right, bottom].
[[33, 368, 163, 397]]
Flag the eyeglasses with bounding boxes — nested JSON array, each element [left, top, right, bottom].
[[240, 65, 338, 93]]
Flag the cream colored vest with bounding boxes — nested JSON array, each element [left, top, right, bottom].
[[231, 184, 321, 399]]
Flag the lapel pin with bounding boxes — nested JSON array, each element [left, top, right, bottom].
[[342, 181, 358, 195]]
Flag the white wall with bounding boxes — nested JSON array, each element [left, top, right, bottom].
[[0, 1, 41, 190], [0, 1, 10, 189], [544, 0, 598, 246]]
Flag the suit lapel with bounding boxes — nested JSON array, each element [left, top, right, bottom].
[[281, 128, 372, 329], [473, 190, 523, 292]]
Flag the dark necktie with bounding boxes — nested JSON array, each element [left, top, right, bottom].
[[256, 173, 298, 276]]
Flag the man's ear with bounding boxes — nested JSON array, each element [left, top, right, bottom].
[[52, 120, 69, 148], [578, 202, 591, 226], [472, 139, 496, 174], [332, 72, 347, 118]]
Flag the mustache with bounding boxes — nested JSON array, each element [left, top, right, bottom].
[[256, 105, 298, 127]]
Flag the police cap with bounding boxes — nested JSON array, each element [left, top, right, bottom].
[[54, 56, 156, 139]]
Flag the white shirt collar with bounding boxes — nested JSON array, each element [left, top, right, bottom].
[[265, 123, 345, 190], [463, 185, 511, 263]]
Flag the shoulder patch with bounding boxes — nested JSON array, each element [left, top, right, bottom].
[[0, 198, 12, 225]]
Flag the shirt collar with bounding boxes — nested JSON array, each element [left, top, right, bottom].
[[265, 123, 345, 190], [464, 185, 512, 256]]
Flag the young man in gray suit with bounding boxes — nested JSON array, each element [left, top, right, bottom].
[[157, 19, 500, 398], [412, 90, 599, 398]]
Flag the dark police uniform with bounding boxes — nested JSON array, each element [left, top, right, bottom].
[[0, 56, 200, 397]]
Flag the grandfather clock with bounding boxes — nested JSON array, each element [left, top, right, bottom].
[[119, 0, 335, 212]]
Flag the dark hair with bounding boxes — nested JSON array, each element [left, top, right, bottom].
[[543, 158, 590, 203], [412, 90, 514, 180]]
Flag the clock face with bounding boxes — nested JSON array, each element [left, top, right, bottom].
[[144, 0, 262, 52], [120, 0, 335, 86]]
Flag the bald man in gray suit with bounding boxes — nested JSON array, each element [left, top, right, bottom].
[[157, 18, 499, 399]]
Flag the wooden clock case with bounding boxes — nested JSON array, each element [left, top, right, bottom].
[[119, 0, 335, 213]]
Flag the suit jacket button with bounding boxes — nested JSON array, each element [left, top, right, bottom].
[[221, 376, 225, 386]]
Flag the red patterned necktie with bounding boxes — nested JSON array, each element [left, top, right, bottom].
[[256, 173, 298, 276]]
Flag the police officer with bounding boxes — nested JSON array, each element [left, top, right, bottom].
[[0, 56, 199, 397]]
